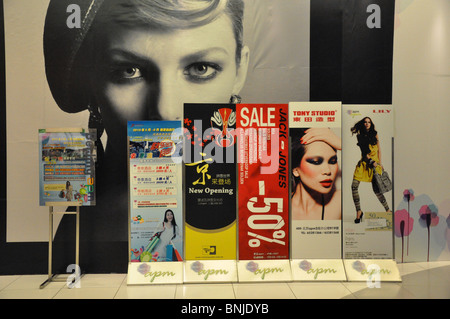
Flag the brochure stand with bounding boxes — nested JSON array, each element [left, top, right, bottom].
[[127, 262, 184, 285], [290, 259, 347, 281], [184, 260, 238, 283], [237, 259, 292, 282], [343, 259, 402, 283], [37, 126, 97, 289], [40, 202, 83, 289]]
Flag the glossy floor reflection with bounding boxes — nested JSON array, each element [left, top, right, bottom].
[[0, 261, 448, 299]]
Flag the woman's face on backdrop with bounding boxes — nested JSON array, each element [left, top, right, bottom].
[[92, 14, 249, 151], [363, 117, 372, 131], [294, 141, 338, 194]]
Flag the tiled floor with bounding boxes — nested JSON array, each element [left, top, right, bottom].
[[0, 261, 449, 299]]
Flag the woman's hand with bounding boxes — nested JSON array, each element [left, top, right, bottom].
[[373, 162, 383, 169], [301, 128, 342, 150]]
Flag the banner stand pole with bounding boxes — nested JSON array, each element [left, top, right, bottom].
[[40, 202, 83, 289]]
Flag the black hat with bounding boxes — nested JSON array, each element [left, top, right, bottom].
[[44, 0, 105, 113]]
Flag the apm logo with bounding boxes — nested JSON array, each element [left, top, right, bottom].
[[190, 261, 229, 281], [246, 262, 284, 280]]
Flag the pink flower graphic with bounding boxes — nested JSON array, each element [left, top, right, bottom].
[[352, 261, 366, 273], [419, 204, 439, 261], [394, 209, 414, 262], [191, 261, 204, 273], [299, 260, 312, 272], [246, 261, 259, 273], [403, 189, 415, 256], [137, 263, 150, 275], [403, 189, 415, 202]]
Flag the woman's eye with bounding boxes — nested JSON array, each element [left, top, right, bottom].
[[306, 158, 323, 165], [184, 62, 222, 82], [329, 156, 338, 165], [122, 67, 142, 78], [110, 66, 143, 83]]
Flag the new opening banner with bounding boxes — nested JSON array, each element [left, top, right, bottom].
[[342, 105, 394, 259], [236, 104, 289, 260], [128, 121, 183, 263], [184, 104, 237, 260], [38, 128, 96, 206], [289, 102, 342, 259]]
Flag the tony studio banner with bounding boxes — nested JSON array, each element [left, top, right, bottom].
[[38, 128, 96, 206], [236, 104, 290, 260], [289, 102, 342, 259], [128, 121, 183, 263], [342, 105, 394, 259], [184, 104, 237, 260]]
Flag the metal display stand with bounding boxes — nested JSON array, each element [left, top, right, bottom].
[[39, 202, 83, 289], [38, 127, 93, 289]]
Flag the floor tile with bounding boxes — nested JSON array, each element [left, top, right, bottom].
[[0, 288, 61, 299], [3, 275, 66, 290], [0, 276, 20, 290], [53, 286, 119, 299], [343, 282, 415, 299], [232, 283, 295, 299], [288, 282, 353, 299], [400, 268, 449, 286], [63, 273, 126, 288], [414, 261, 450, 270], [175, 283, 236, 299], [115, 284, 177, 299], [401, 283, 450, 299], [397, 262, 424, 276]]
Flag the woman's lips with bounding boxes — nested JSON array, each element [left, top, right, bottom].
[[320, 179, 333, 188]]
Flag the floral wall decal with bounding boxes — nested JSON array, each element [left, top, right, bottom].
[[418, 204, 439, 262], [403, 189, 415, 255], [394, 208, 414, 262], [394, 191, 447, 262]]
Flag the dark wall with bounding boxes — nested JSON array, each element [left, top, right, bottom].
[[0, 0, 395, 275]]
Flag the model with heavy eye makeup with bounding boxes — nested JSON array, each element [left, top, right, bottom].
[[350, 117, 391, 224], [44, 0, 249, 272], [291, 128, 342, 221]]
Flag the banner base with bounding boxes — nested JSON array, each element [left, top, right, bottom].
[[127, 262, 184, 285], [290, 259, 347, 281], [343, 259, 402, 282], [184, 260, 238, 283], [237, 259, 292, 282]]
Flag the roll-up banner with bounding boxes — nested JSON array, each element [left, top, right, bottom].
[[342, 105, 394, 259], [236, 104, 290, 261], [183, 104, 237, 260], [289, 102, 342, 259], [38, 128, 96, 206], [128, 121, 184, 263]]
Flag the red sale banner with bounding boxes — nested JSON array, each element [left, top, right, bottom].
[[236, 104, 289, 260]]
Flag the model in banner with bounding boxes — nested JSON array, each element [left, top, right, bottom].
[[290, 128, 341, 221], [350, 117, 392, 223], [342, 105, 393, 260], [289, 101, 342, 259], [43, 0, 249, 271]]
